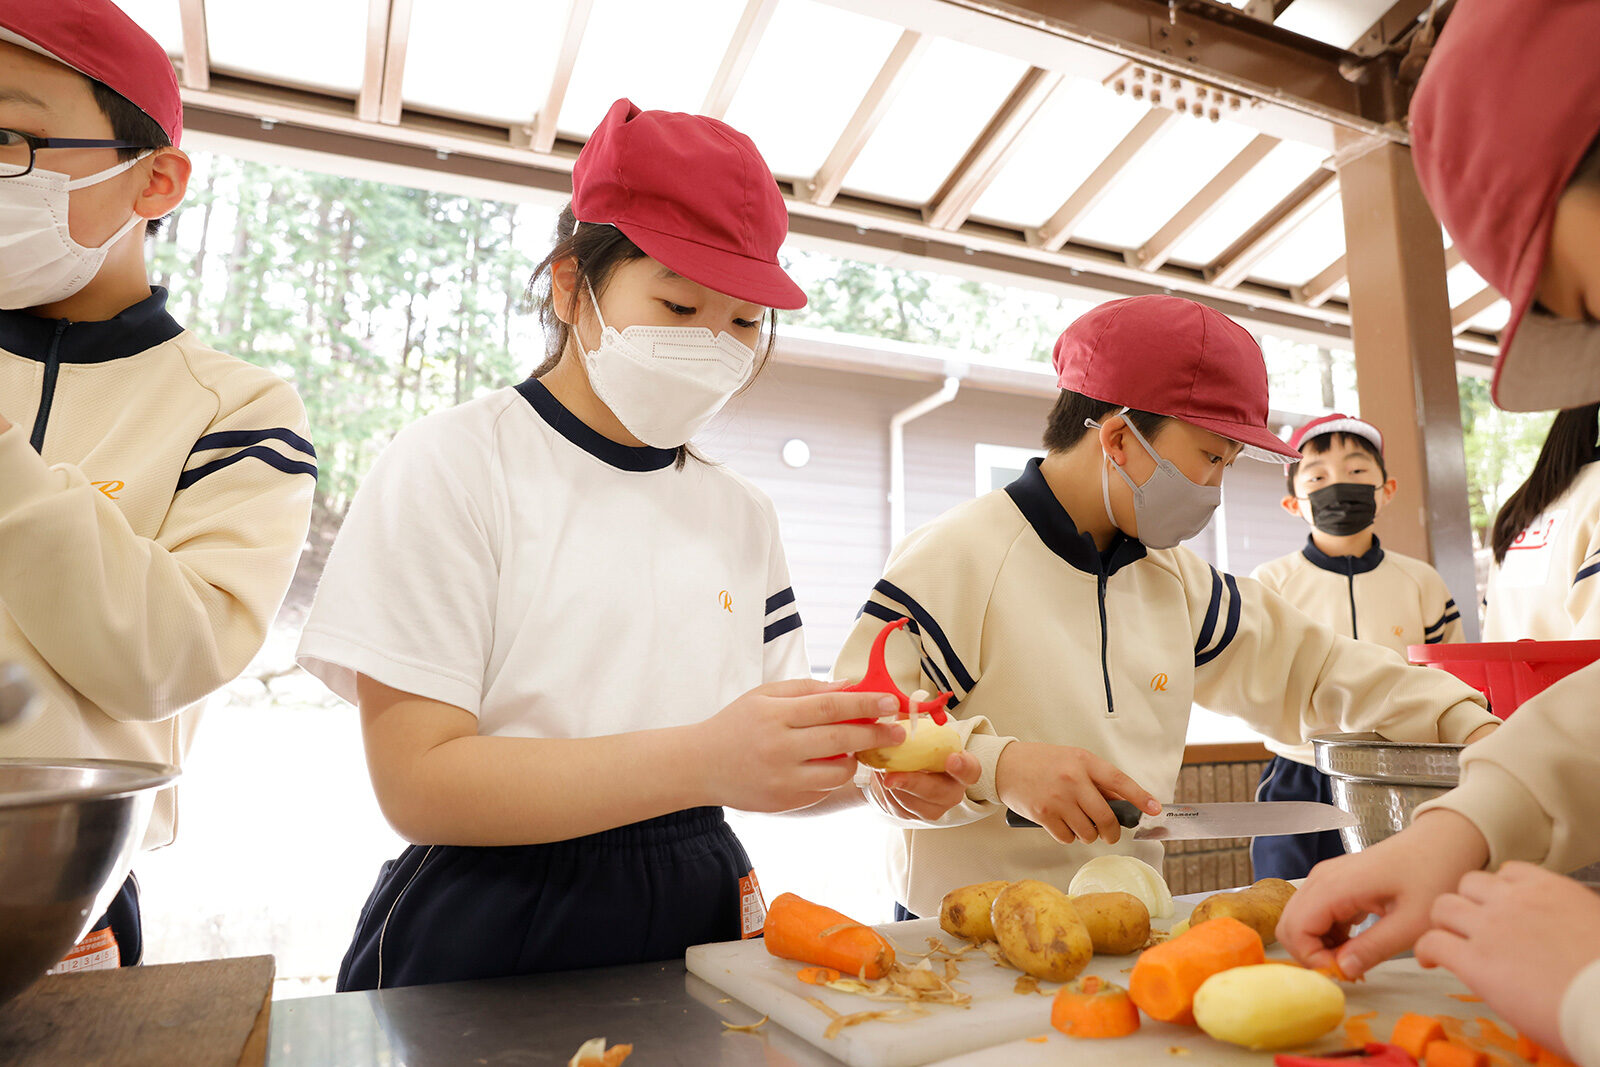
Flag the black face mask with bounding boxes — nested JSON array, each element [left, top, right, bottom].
[[1303, 482, 1378, 536]]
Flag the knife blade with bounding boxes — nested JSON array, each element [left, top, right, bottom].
[[1004, 799, 1356, 841]]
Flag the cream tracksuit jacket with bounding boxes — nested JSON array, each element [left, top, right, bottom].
[[0, 288, 315, 847], [835, 459, 1496, 919], [1482, 461, 1600, 641], [1251, 536, 1465, 765]]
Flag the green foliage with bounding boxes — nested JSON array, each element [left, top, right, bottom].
[[1457, 375, 1555, 544], [154, 152, 550, 545]]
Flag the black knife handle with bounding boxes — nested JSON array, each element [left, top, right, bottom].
[[1006, 798, 1143, 830]]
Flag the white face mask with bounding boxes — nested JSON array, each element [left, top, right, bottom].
[[0, 154, 150, 311], [578, 284, 758, 449], [1092, 408, 1222, 550]]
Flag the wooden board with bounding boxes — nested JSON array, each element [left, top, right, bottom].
[[0, 955, 275, 1067], [688, 906, 1514, 1067]]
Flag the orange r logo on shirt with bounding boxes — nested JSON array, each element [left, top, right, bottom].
[[1393, 625, 1404, 637], [91, 480, 124, 500], [1150, 673, 1169, 692], [719, 590, 733, 613]]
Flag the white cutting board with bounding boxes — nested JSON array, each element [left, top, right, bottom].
[[687, 905, 1514, 1067]]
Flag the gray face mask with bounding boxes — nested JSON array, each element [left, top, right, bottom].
[[1091, 408, 1222, 550]]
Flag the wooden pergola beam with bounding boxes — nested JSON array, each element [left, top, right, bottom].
[[177, 0, 210, 92], [1294, 254, 1347, 307], [701, 0, 779, 120], [924, 66, 1062, 231], [1129, 132, 1279, 271], [1036, 108, 1175, 251], [1451, 285, 1501, 333], [805, 30, 929, 207], [358, 0, 413, 125], [528, 0, 596, 155], [1207, 167, 1339, 289]]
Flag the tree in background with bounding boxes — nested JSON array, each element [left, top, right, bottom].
[[1457, 375, 1556, 547]]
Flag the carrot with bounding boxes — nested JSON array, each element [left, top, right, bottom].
[[1344, 1011, 1378, 1048], [796, 966, 841, 986], [1474, 1020, 1516, 1053], [1425, 1040, 1487, 1067], [763, 893, 895, 980], [1516, 1035, 1579, 1067], [1392, 1013, 1447, 1059], [1051, 975, 1141, 1039], [1128, 916, 1265, 1026]]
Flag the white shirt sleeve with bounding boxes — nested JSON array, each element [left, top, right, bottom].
[[1560, 958, 1600, 1067], [759, 499, 810, 682], [297, 415, 500, 714]]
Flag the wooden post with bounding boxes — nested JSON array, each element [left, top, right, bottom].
[[1337, 136, 1480, 639]]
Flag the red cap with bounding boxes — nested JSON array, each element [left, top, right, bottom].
[[0, 0, 182, 147], [1053, 295, 1298, 461], [1288, 413, 1383, 462], [571, 99, 805, 311], [1410, 0, 1600, 412]]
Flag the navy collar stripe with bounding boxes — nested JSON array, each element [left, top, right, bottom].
[[0, 287, 183, 364], [1300, 533, 1385, 574], [514, 378, 679, 473], [869, 580, 976, 695], [1002, 458, 1147, 577]]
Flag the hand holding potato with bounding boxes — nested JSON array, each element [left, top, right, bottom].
[[995, 741, 1159, 845], [873, 750, 982, 822]]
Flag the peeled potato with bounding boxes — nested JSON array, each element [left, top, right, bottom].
[[1070, 891, 1150, 955], [1192, 964, 1345, 1050], [939, 880, 1010, 942], [990, 879, 1094, 983], [856, 714, 962, 772]]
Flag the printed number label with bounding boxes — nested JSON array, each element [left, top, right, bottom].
[[739, 870, 766, 939]]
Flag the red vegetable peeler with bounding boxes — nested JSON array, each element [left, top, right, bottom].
[[1275, 1044, 1418, 1067], [822, 618, 953, 760]]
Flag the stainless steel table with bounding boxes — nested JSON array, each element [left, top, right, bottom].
[[268, 960, 845, 1066]]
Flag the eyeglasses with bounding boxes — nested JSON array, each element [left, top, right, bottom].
[[0, 127, 155, 179]]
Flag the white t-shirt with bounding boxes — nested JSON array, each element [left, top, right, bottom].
[[297, 380, 809, 739], [1484, 461, 1600, 641]]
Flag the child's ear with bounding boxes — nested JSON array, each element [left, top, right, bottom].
[[1097, 417, 1129, 467], [1377, 477, 1399, 507], [1280, 494, 1303, 518], [137, 147, 190, 220], [549, 257, 583, 327]]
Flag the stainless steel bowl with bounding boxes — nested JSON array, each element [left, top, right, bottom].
[[0, 758, 177, 1004], [1312, 732, 1600, 887]]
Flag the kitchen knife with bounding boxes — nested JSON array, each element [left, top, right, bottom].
[[1004, 799, 1357, 841]]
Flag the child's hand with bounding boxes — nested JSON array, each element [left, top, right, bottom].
[[698, 679, 904, 814], [873, 752, 982, 822], [1416, 862, 1600, 1060], [994, 742, 1159, 845], [1278, 808, 1490, 978]]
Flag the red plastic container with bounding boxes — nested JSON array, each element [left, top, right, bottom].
[[1408, 639, 1600, 719]]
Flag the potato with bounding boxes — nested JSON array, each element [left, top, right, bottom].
[[989, 879, 1094, 982], [1189, 878, 1296, 947], [1192, 963, 1345, 1050], [1070, 891, 1150, 955], [856, 714, 962, 772], [939, 880, 1010, 942]]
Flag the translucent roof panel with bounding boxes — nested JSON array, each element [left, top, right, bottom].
[[1276, 0, 1399, 50], [206, 0, 369, 95], [842, 37, 1028, 206], [968, 77, 1150, 227], [1246, 196, 1345, 287], [117, 0, 183, 56], [1165, 140, 1328, 267], [402, 0, 568, 124], [1072, 113, 1259, 250], [1466, 299, 1512, 334], [724, 1, 905, 181], [1446, 261, 1492, 306], [557, 0, 747, 139]]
